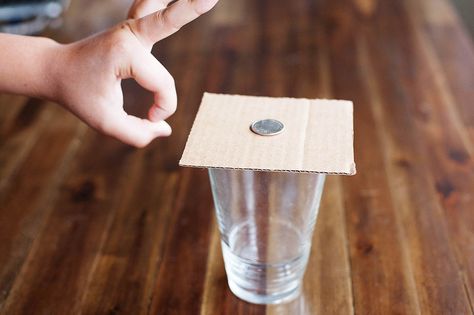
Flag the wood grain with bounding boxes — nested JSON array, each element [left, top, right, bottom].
[[0, 0, 473, 314]]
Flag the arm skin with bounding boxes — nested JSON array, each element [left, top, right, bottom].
[[0, 0, 219, 147], [0, 34, 62, 100]]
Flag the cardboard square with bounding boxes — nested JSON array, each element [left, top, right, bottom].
[[179, 93, 356, 175]]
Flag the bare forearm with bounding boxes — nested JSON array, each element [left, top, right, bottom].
[[0, 33, 62, 100]]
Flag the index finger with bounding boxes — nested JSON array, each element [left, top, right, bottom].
[[130, 0, 219, 47]]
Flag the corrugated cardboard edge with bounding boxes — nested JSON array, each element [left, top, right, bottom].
[[178, 164, 356, 175], [179, 93, 357, 175]]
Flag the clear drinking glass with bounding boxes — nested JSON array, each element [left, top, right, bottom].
[[208, 169, 326, 304]]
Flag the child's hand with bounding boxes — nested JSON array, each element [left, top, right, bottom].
[[53, 0, 218, 147], [128, 0, 181, 19]]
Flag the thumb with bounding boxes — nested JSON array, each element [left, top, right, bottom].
[[103, 112, 172, 148]]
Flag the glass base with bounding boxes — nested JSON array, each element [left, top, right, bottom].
[[221, 237, 308, 305], [228, 278, 301, 304]]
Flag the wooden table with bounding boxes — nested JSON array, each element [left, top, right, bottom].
[[1, 0, 473, 314]]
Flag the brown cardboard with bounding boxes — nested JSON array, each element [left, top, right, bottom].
[[179, 93, 356, 175]]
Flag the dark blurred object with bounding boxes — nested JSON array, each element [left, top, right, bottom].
[[0, 0, 69, 35], [451, 0, 474, 38]]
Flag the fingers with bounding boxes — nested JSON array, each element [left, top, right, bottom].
[[99, 49, 176, 147], [128, 0, 172, 19], [103, 111, 172, 148], [129, 0, 219, 46], [97, 36, 177, 147], [128, 49, 177, 121]]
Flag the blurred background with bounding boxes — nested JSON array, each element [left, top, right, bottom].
[[1, 0, 472, 38], [0, 0, 472, 38], [0, 0, 137, 37], [0, 0, 69, 35]]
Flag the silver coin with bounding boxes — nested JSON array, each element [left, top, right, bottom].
[[250, 119, 284, 136]]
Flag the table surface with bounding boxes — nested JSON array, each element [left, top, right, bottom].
[[1, 0, 474, 314]]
